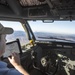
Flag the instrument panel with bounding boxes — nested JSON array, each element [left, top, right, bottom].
[[35, 40, 75, 75]]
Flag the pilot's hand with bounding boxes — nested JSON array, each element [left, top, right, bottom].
[[8, 52, 21, 67]]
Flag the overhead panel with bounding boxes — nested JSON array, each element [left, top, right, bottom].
[[19, 0, 46, 6]]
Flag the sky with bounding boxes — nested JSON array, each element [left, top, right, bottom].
[[0, 20, 75, 35], [29, 21, 75, 34], [0, 21, 24, 31]]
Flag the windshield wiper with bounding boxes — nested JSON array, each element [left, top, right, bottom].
[[38, 36, 74, 42]]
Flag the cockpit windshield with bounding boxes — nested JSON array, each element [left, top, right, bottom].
[[28, 20, 75, 42]]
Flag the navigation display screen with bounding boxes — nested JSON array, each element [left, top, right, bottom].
[[3, 39, 22, 57]]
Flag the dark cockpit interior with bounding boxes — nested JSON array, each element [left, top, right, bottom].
[[0, 0, 75, 75], [0, 0, 75, 21]]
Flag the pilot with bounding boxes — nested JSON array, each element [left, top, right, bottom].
[[0, 23, 29, 75]]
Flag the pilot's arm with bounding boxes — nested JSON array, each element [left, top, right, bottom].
[[8, 52, 29, 75]]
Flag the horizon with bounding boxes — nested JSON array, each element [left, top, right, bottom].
[[0, 20, 75, 35]]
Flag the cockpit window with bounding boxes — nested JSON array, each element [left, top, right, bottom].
[[28, 20, 75, 42], [0, 21, 29, 50]]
